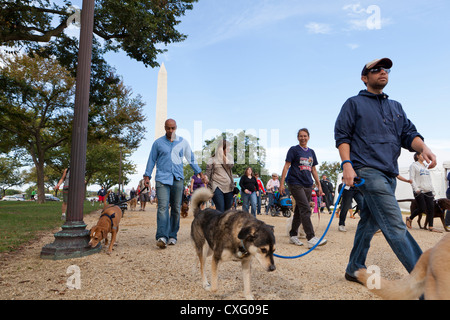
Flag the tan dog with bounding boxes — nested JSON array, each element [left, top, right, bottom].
[[356, 234, 450, 300], [89, 191, 123, 254], [128, 197, 137, 211], [89, 205, 122, 254]]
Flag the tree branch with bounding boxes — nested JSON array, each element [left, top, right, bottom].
[[2, 20, 69, 42]]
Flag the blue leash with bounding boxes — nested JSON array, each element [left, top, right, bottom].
[[273, 178, 365, 259]]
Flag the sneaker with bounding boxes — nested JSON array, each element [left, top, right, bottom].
[[338, 225, 347, 232], [289, 236, 304, 246], [61, 213, 66, 221], [168, 238, 177, 245], [156, 238, 167, 249], [307, 236, 327, 248]]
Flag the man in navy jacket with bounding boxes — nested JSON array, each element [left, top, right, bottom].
[[335, 58, 437, 284]]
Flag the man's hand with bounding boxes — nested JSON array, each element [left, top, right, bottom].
[[411, 137, 437, 169], [342, 163, 357, 187], [422, 145, 437, 169]]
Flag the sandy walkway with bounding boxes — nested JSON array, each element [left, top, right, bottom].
[[0, 203, 446, 300]]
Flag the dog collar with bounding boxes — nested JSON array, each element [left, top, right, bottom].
[[237, 240, 250, 258]]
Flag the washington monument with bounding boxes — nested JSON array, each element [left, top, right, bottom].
[[151, 63, 167, 186], [155, 62, 167, 139]]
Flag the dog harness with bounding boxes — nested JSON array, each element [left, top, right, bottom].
[[100, 212, 117, 230]]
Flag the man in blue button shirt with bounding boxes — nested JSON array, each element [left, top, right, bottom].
[[335, 58, 437, 284], [144, 119, 207, 249]]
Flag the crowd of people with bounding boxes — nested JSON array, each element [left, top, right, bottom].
[[53, 57, 447, 287], [136, 57, 450, 287]]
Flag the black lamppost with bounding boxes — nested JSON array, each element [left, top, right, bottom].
[[41, 0, 101, 259]]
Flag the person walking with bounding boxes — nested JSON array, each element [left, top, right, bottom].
[[97, 186, 106, 203], [54, 167, 69, 221], [205, 138, 234, 212], [137, 175, 150, 211], [334, 57, 437, 283], [255, 173, 266, 215], [337, 180, 364, 232], [279, 128, 327, 248], [446, 171, 450, 227], [406, 152, 441, 232], [239, 166, 259, 217], [265, 173, 280, 214], [144, 119, 207, 249], [319, 175, 334, 214], [190, 173, 205, 194]]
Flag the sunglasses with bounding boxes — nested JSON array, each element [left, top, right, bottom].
[[368, 67, 391, 74]]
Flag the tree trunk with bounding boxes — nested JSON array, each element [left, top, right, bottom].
[[35, 159, 46, 204]]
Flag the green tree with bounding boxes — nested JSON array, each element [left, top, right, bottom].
[[0, 53, 145, 202], [183, 131, 269, 187], [0, 0, 198, 68], [318, 161, 341, 187], [88, 141, 136, 191], [0, 52, 75, 202], [0, 156, 25, 196]]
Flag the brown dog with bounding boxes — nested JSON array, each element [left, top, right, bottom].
[[181, 201, 189, 218], [89, 192, 123, 254], [128, 197, 137, 211], [398, 198, 450, 232], [356, 233, 450, 299]]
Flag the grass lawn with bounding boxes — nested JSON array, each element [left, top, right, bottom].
[[0, 201, 102, 253]]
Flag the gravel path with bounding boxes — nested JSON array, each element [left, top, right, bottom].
[[0, 204, 445, 300]]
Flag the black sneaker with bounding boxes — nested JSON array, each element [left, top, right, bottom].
[[345, 272, 363, 285]]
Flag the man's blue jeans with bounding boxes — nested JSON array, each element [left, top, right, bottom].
[[346, 167, 423, 276], [241, 191, 257, 216], [155, 179, 184, 241]]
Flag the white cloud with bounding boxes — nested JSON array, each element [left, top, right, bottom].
[[195, 2, 328, 46], [347, 43, 360, 50], [342, 3, 367, 15], [305, 22, 333, 35]]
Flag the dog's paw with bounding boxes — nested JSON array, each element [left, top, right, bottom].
[[245, 294, 255, 300]]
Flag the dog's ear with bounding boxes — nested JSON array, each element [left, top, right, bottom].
[[238, 226, 256, 241]]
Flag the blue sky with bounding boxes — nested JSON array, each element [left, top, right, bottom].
[[68, 0, 450, 190]]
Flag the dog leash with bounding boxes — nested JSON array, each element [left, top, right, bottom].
[[273, 177, 365, 259]]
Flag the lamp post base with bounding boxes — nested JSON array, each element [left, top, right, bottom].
[[40, 221, 101, 260]]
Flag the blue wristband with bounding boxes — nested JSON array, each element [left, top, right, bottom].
[[341, 160, 353, 170]]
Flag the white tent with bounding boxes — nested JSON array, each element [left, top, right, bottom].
[[334, 162, 450, 212]]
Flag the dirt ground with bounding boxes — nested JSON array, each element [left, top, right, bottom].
[[0, 203, 446, 300]]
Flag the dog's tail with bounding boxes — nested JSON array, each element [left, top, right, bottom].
[[356, 249, 430, 300], [189, 187, 213, 217], [103, 190, 111, 208]]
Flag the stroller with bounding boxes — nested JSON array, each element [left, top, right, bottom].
[[266, 187, 292, 218], [107, 191, 128, 215]]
